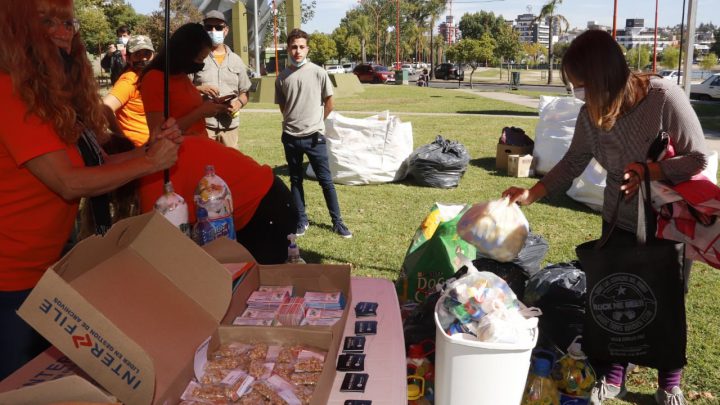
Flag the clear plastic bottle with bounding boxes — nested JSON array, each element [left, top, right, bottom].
[[194, 165, 235, 240], [154, 181, 190, 236], [192, 207, 216, 246], [522, 356, 560, 405], [552, 336, 596, 405], [286, 234, 306, 264]]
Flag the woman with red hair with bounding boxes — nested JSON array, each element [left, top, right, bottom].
[[0, 0, 182, 378]]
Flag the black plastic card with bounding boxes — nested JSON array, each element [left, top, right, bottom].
[[342, 336, 366, 353], [354, 320, 377, 335], [340, 373, 369, 392], [336, 353, 366, 371], [344, 401, 372, 405], [354, 301, 378, 317]]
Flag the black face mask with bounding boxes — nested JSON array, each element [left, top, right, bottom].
[[132, 60, 149, 71], [186, 62, 205, 74]]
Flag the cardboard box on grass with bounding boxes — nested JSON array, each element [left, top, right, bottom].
[[16, 212, 241, 405], [507, 154, 534, 177], [496, 144, 533, 171]]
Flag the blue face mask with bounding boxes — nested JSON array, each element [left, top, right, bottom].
[[290, 57, 307, 68], [208, 30, 224, 46]]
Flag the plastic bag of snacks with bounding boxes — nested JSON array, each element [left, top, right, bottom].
[[457, 197, 529, 262]]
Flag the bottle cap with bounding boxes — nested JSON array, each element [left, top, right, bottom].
[[408, 343, 425, 359], [567, 335, 587, 360], [532, 357, 552, 377], [197, 207, 209, 219], [205, 165, 215, 176]]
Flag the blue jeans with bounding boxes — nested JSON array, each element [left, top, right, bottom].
[[282, 132, 343, 226], [0, 289, 50, 379]]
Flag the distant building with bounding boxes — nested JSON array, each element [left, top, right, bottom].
[[616, 18, 674, 51], [439, 15, 460, 44], [515, 13, 549, 48]]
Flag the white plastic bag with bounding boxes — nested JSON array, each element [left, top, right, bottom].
[[456, 198, 529, 262], [533, 96, 585, 175], [566, 158, 607, 212], [473, 306, 540, 345]]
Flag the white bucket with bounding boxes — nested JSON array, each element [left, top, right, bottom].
[[434, 301, 538, 405]]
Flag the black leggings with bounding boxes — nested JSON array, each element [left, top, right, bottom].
[[235, 176, 297, 264]]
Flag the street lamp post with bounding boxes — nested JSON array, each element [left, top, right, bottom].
[[396, 0, 400, 70], [652, 0, 658, 72]]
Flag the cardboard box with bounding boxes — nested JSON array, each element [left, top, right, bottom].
[[9, 214, 351, 404], [496, 144, 533, 171], [508, 154, 534, 177]]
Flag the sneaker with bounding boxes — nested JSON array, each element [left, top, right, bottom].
[[295, 222, 309, 236], [590, 378, 627, 405], [332, 222, 353, 239], [655, 386, 686, 405]]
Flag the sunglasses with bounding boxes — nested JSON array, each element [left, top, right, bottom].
[[41, 17, 80, 34], [204, 24, 226, 31]]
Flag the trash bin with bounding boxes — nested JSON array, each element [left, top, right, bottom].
[[433, 300, 538, 405], [511, 71, 520, 90], [395, 69, 408, 85]]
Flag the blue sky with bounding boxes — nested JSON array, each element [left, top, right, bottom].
[[128, 0, 718, 34]]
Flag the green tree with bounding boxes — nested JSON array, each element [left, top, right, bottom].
[[523, 42, 547, 67], [458, 11, 506, 40], [331, 26, 360, 62], [308, 32, 338, 66], [661, 46, 680, 70], [75, 4, 113, 55], [446, 34, 495, 88], [134, 0, 203, 53], [711, 28, 720, 56], [349, 14, 372, 63], [494, 23, 522, 64], [552, 41, 570, 62], [102, 0, 143, 32], [534, 0, 569, 84], [700, 52, 717, 76], [626, 45, 651, 71]]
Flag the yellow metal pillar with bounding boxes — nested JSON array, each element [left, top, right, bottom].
[[232, 2, 249, 66], [286, 0, 301, 32]]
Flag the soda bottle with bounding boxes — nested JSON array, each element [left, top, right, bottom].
[[194, 165, 235, 240], [522, 356, 560, 405], [192, 207, 216, 246], [286, 234, 306, 264], [154, 181, 190, 236], [552, 336, 596, 405]]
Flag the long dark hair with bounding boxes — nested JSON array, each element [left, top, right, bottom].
[[561, 29, 649, 131], [141, 23, 211, 78]]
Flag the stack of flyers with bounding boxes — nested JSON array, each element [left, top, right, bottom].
[[246, 289, 290, 308], [233, 307, 278, 326], [305, 308, 344, 320], [257, 285, 294, 297], [276, 297, 306, 326], [300, 317, 340, 326], [303, 291, 345, 310]]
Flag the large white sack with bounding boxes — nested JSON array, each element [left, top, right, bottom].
[[566, 158, 606, 211], [306, 112, 413, 185], [533, 96, 585, 175]]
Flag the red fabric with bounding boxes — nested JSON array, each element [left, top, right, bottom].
[[0, 74, 83, 291], [138, 136, 273, 229], [139, 70, 208, 137]]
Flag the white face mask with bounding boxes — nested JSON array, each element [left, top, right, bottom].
[[119, 36, 129, 45], [290, 57, 307, 68], [208, 30, 224, 46], [573, 87, 586, 101]]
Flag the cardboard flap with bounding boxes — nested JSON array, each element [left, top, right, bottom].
[[258, 264, 351, 295], [18, 270, 155, 405], [202, 237, 256, 264], [0, 375, 117, 404]]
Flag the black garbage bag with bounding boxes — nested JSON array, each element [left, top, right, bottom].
[[515, 233, 549, 277], [472, 257, 528, 300], [524, 262, 586, 351], [407, 135, 470, 188]]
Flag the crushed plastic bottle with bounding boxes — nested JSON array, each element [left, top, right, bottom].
[[154, 181, 190, 236], [286, 234, 306, 264], [552, 336, 596, 405], [192, 207, 216, 246], [522, 355, 560, 405], [194, 165, 235, 240]]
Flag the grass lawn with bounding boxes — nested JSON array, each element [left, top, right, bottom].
[[238, 84, 720, 403]]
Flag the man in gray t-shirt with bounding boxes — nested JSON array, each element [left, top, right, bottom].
[[275, 29, 352, 238]]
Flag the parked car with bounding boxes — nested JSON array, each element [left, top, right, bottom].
[[434, 63, 464, 80], [401, 64, 416, 75], [325, 65, 345, 74], [342, 62, 357, 73], [353, 64, 395, 83], [690, 73, 720, 100], [658, 70, 682, 80]]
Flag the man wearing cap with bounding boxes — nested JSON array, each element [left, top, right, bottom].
[[101, 26, 131, 85], [192, 10, 252, 148], [102, 35, 156, 146]]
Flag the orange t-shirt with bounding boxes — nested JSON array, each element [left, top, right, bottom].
[[110, 70, 149, 146], [139, 69, 208, 137], [138, 136, 273, 229], [0, 74, 83, 291]]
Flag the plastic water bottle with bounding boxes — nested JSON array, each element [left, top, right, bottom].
[[154, 181, 190, 236], [194, 165, 235, 240], [286, 234, 306, 264], [522, 356, 560, 405], [552, 336, 596, 405], [192, 207, 216, 246]]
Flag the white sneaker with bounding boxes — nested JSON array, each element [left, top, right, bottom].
[[655, 386, 686, 405], [589, 377, 627, 405]]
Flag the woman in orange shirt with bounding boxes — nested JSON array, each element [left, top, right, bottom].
[[140, 23, 229, 139], [103, 35, 156, 146], [0, 0, 181, 379]]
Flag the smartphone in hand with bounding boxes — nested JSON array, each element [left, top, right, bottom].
[[214, 94, 236, 104]]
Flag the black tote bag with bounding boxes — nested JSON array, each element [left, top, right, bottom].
[[576, 163, 687, 369]]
